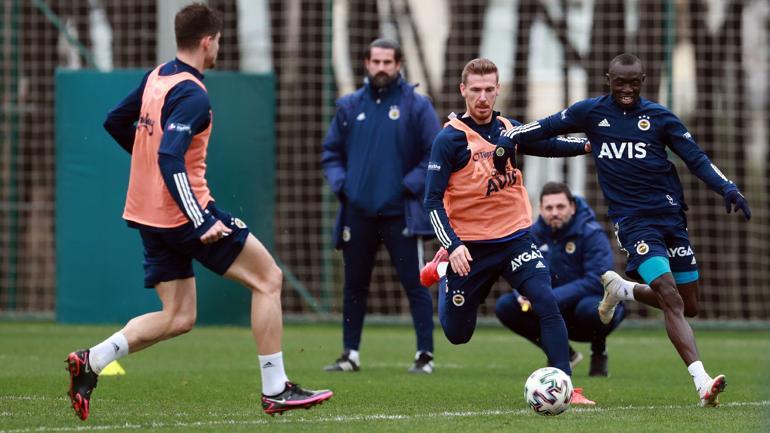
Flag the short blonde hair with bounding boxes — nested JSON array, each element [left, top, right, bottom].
[[461, 58, 499, 84]]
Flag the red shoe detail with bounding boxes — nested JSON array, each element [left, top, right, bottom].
[[571, 387, 596, 405], [700, 374, 726, 407], [420, 248, 448, 287]]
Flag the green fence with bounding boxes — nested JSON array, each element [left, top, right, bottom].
[[55, 69, 274, 325]]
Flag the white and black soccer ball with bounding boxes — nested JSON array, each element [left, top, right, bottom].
[[524, 367, 573, 416]]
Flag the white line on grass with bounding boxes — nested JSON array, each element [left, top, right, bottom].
[[2, 400, 768, 433]]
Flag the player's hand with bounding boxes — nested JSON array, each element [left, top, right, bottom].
[[584, 141, 592, 153], [200, 220, 232, 244], [448, 245, 473, 277], [493, 133, 517, 175], [517, 295, 532, 312], [724, 189, 751, 220]]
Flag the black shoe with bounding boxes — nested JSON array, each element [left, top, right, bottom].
[[261, 382, 333, 415], [589, 352, 608, 377], [66, 350, 98, 421], [408, 351, 434, 374], [323, 350, 360, 372]]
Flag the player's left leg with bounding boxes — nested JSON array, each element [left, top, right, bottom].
[[380, 215, 435, 373], [438, 242, 499, 345], [224, 233, 333, 413], [200, 205, 330, 414]]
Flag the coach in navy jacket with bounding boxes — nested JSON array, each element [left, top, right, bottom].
[[322, 72, 438, 244], [320, 39, 439, 373], [496, 183, 624, 376]]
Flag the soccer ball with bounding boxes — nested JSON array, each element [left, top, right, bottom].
[[524, 367, 573, 416]]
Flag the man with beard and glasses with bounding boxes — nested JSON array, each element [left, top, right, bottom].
[[67, 3, 332, 421], [321, 38, 440, 374], [492, 53, 751, 406]]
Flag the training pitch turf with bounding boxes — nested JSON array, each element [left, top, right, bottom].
[[1, 321, 768, 432]]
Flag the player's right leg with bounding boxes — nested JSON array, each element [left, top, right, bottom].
[[224, 234, 332, 414], [67, 229, 199, 421]]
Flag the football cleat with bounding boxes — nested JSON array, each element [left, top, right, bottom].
[[66, 349, 98, 421], [589, 352, 609, 377], [699, 374, 726, 407], [323, 350, 360, 372], [408, 351, 434, 374], [571, 387, 596, 405], [598, 271, 626, 325], [568, 346, 583, 370], [261, 382, 333, 415], [420, 248, 448, 287]]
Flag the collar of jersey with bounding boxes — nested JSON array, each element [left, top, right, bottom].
[[161, 57, 205, 81]]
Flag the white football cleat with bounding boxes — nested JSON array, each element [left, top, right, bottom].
[[598, 271, 627, 325], [699, 374, 727, 407]]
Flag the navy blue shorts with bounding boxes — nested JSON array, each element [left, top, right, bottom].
[[138, 203, 250, 288], [442, 234, 550, 312], [612, 212, 699, 284]]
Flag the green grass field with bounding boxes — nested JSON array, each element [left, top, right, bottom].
[[1, 321, 768, 432]]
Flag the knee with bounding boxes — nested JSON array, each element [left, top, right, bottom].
[[445, 331, 472, 345], [251, 264, 283, 296], [653, 282, 685, 313], [168, 311, 196, 336], [441, 320, 474, 345], [683, 304, 699, 318], [266, 265, 283, 294]]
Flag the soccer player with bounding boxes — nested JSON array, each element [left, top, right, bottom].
[[495, 182, 623, 377], [493, 53, 751, 406], [66, 4, 332, 420], [424, 58, 594, 404], [321, 38, 439, 374]]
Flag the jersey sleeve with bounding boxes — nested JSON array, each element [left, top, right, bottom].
[[499, 100, 592, 147], [663, 111, 737, 196], [102, 70, 152, 153], [424, 130, 463, 253], [157, 83, 217, 236]]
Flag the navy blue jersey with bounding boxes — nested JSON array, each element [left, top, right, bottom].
[[500, 95, 737, 217], [424, 113, 587, 253]]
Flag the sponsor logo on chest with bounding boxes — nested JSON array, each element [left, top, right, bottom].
[[597, 141, 648, 159]]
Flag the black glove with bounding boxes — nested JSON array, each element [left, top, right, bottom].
[[723, 189, 751, 220], [493, 134, 517, 175]]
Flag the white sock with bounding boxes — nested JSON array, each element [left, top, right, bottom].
[[437, 262, 448, 277], [347, 349, 360, 365], [259, 352, 289, 396], [615, 279, 636, 301], [687, 361, 710, 391], [88, 331, 129, 375]]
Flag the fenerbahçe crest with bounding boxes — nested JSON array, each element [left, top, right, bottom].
[[637, 115, 651, 131], [451, 289, 465, 307], [565, 241, 576, 254], [388, 105, 400, 120], [635, 240, 650, 255]]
